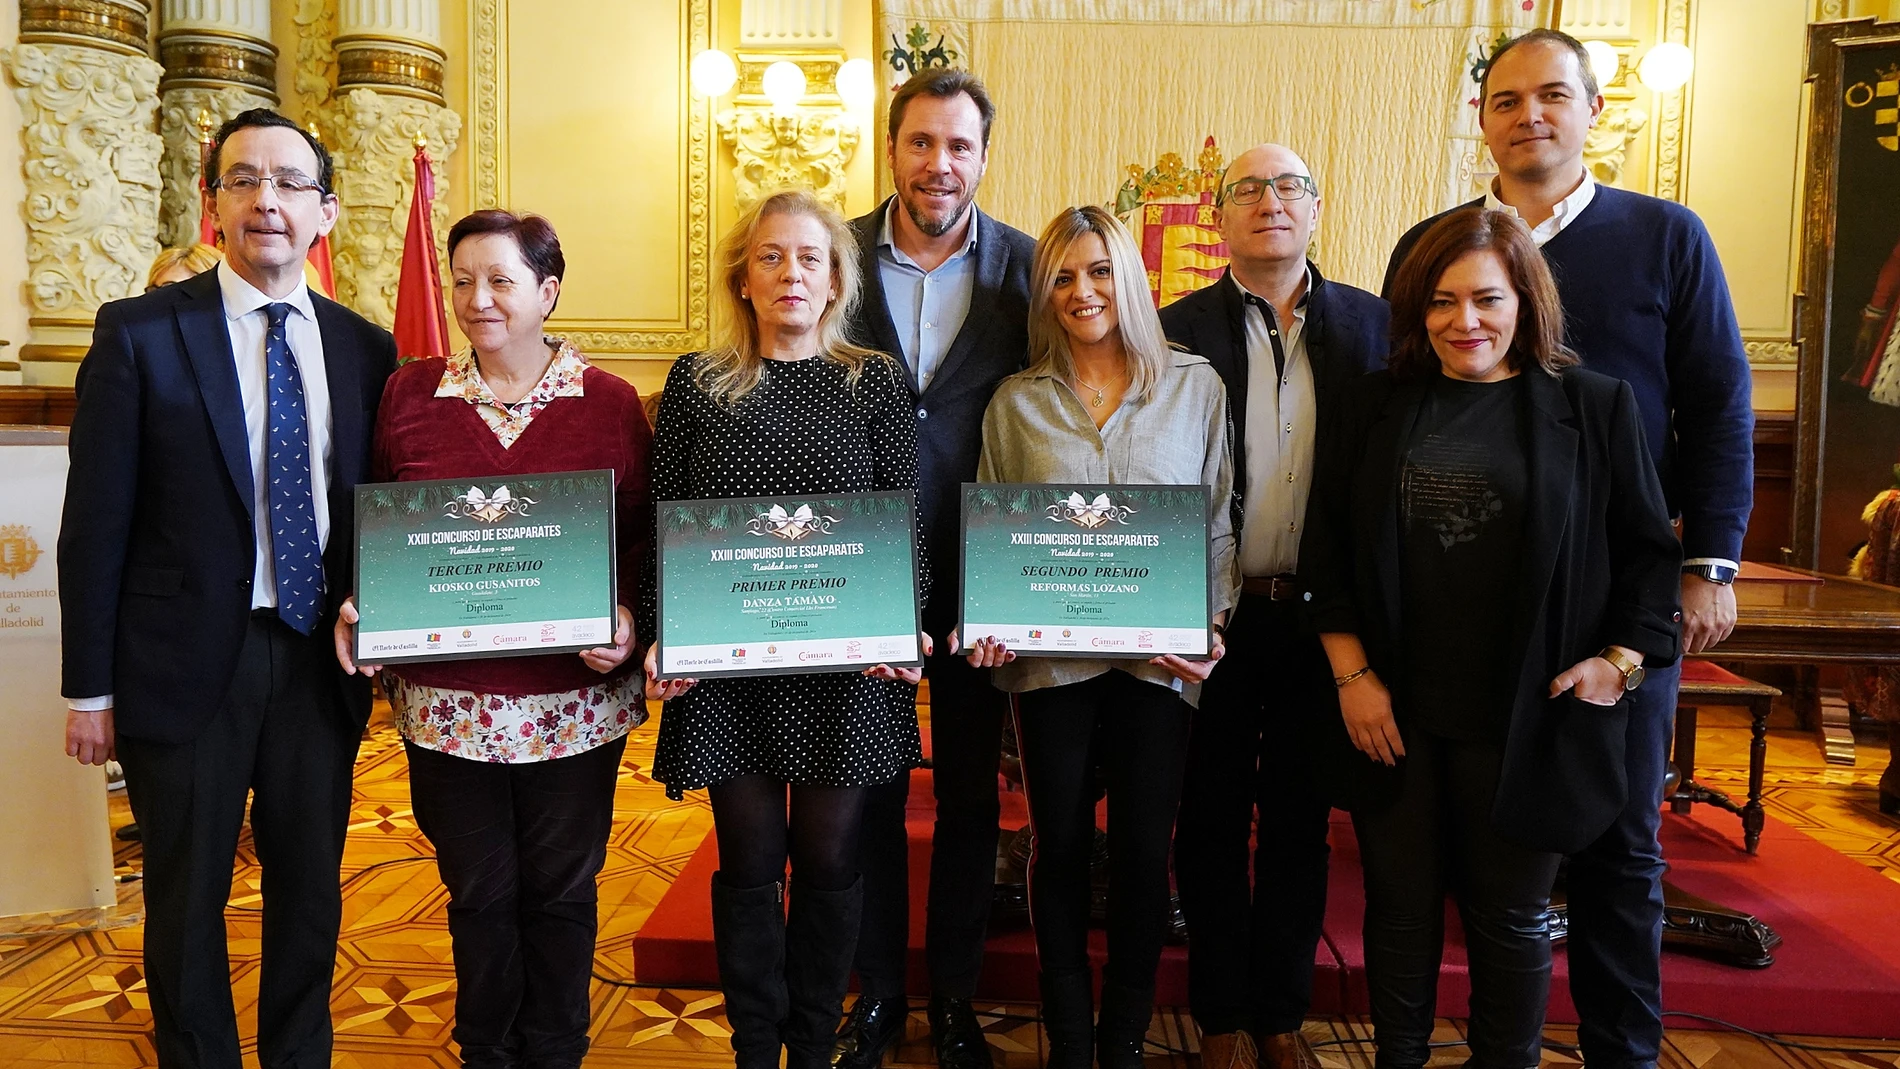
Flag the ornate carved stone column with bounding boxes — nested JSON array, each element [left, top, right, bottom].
[[156, 0, 278, 249], [3, 1, 165, 382], [317, 0, 459, 328]]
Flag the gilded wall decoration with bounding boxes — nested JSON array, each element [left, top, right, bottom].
[[321, 87, 460, 329], [1652, 0, 1693, 202], [294, 0, 339, 120], [718, 109, 860, 213], [158, 85, 273, 248], [1584, 102, 1649, 186], [2, 43, 165, 337], [470, 0, 712, 357]]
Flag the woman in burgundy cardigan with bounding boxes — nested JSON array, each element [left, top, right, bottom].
[[334, 210, 650, 1069]]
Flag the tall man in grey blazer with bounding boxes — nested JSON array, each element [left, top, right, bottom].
[[60, 109, 397, 1068], [832, 68, 1037, 1069]]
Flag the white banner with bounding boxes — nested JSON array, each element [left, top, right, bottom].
[[0, 429, 116, 921]]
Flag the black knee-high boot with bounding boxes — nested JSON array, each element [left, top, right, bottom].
[[1095, 980, 1154, 1069], [712, 872, 787, 1069], [1039, 968, 1094, 1069], [783, 876, 864, 1069]]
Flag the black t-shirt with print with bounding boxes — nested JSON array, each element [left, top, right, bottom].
[[1398, 371, 1529, 742]]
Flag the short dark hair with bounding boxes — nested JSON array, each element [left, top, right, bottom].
[[1480, 27, 1600, 104], [1387, 207, 1577, 381], [887, 67, 996, 148], [447, 210, 566, 314], [207, 108, 334, 194]]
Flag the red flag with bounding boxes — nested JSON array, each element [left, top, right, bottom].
[[392, 142, 450, 363], [305, 233, 336, 299], [198, 176, 218, 246]]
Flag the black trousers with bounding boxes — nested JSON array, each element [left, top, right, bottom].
[[115, 614, 361, 1069], [406, 733, 626, 1069], [855, 648, 1010, 998], [1354, 730, 1563, 1069], [1174, 594, 1336, 1037], [1015, 671, 1190, 989]]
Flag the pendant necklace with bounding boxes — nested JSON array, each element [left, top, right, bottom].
[[1073, 370, 1120, 408]]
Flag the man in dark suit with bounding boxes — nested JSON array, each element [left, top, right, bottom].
[[830, 68, 1037, 1069], [60, 108, 397, 1069], [1159, 143, 1387, 1069], [1383, 32, 1751, 1069]]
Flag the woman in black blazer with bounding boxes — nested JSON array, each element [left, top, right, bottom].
[[1299, 207, 1680, 1069]]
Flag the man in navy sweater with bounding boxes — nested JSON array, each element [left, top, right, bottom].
[[1384, 29, 1752, 1069]]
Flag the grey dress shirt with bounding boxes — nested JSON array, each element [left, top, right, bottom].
[[974, 352, 1240, 705]]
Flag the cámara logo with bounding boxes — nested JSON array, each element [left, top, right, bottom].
[[445, 484, 537, 524], [1046, 492, 1136, 529], [0, 525, 42, 579], [747, 503, 838, 541]]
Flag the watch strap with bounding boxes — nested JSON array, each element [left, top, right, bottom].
[[1599, 646, 1640, 687], [1683, 563, 1738, 585]]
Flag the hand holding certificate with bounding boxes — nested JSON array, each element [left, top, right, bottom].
[[349, 470, 619, 666], [959, 483, 1216, 662], [651, 491, 924, 680]]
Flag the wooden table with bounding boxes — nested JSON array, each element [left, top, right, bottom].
[[1713, 564, 1900, 764]]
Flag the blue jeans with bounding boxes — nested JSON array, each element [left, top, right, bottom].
[[1564, 661, 1678, 1069]]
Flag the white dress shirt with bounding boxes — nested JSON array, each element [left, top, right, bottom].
[[1235, 270, 1315, 578], [1484, 171, 1596, 247], [69, 265, 334, 713]]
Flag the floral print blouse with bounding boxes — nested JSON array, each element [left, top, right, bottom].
[[389, 336, 647, 763]]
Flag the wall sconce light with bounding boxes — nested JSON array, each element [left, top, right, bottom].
[[1636, 42, 1694, 95], [838, 57, 875, 111], [1581, 39, 1621, 91], [761, 60, 809, 110], [690, 48, 738, 98]]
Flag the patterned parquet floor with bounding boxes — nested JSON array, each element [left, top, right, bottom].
[[1, 700, 1896, 1068]]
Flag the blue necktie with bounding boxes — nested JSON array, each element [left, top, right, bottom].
[[264, 302, 322, 634]]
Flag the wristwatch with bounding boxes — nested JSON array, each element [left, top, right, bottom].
[[1682, 563, 1738, 585], [1599, 646, 1647, 693]]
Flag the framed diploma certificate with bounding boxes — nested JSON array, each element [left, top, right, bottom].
[[654, 491, 923, 679], [960, 483, 1213, 659], [353, 470, 618, 666]]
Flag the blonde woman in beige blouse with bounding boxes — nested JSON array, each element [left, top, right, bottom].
[[954, 205, 1238, 1069]]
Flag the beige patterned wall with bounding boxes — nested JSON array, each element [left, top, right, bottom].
[[878, 0, 1547, 294]]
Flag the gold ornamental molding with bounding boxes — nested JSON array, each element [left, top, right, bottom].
[[335, 36, 447, 104], [158, 35, 279, 96], [1650, 0, 1694, 203], [735, 51, 841, 104], [1744, 335, 1799, 365], [470, 0, 713, 356], [19, 0, 152, 57]]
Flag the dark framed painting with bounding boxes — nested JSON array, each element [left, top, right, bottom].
[[1795, 17, 1900, 573]]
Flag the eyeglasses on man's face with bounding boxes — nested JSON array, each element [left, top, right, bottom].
[[211, 172, 328, 198], [1223, 174, 1318, 206]]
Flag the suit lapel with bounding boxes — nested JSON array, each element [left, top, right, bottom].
[[176, 271, 254, 516], [855, 199, 910, 385], [924, 206, 1004, 398], [1509, 372, 1580, 672], [314, 295, 363, 489]]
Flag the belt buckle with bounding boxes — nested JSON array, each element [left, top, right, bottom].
[[1270, 576, 1297, 601]]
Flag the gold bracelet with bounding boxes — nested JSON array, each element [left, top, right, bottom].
[[1334, 666, 1372, 688]]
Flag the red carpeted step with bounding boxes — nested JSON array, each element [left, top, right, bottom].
[[633, 777, 1900, 1036], [632, 770, 1343, 1006]]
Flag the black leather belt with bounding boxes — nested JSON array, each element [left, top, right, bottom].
[[1240, 574, 1302, 601]]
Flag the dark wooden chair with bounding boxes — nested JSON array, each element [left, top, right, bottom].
[[1670, 659, 1780, 853]]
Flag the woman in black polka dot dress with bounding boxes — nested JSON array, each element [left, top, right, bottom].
[[639, 189, 927, 1069]]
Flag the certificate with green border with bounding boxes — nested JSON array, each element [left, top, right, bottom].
[[654, 491, 922, 679], [353, 470, 617, 666], [959, 483, 1212, 659]]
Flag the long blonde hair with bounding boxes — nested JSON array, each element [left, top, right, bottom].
[[1026, 205, 1171, 403], [696, 188, 884, 404], [146, 243, 222, 290]]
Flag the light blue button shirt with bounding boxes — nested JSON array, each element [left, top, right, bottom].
[[876, 200, 979, 391]]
